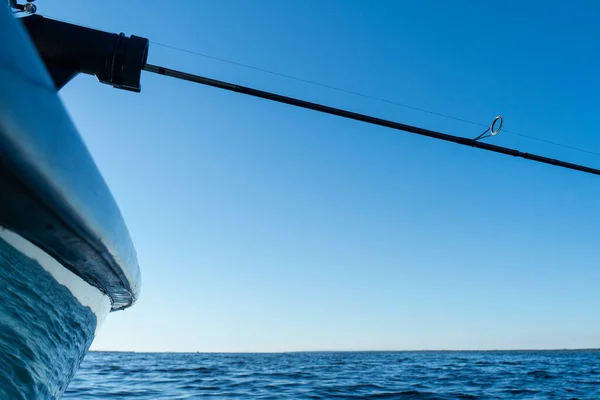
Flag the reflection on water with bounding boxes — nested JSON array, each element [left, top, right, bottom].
[[0, 236, 97, 399]]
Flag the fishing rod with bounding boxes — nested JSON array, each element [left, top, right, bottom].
[[16, 12, 600, 176], [142, 63, 600, 177]]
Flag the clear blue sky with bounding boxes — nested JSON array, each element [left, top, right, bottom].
[[40, 1, 600, 351]]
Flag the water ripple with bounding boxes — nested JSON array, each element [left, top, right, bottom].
[[65, 351, 600, 399]]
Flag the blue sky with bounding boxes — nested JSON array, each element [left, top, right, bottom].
[[40, 1, 600, 351]]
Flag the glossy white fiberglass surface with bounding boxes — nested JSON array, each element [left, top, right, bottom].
[[0, 6, 140, 308]]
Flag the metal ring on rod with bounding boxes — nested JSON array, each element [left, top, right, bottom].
[[489, 115, 503, 136], [474, 115, 503, 141]]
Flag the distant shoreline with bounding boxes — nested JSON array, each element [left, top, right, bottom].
[[89, 348, 600, 354]]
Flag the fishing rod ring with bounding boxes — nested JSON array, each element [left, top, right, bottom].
[[489, 115, 503, 136], [473, 115, 503, 141]]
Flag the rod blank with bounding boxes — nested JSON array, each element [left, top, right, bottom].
[[143, 63, 600, 177]]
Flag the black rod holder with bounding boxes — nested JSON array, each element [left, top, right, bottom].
[[20, 15, 148, 92]]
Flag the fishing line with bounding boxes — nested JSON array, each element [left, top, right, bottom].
[[150, 41, 488, 129], [150, 41, 600, 158], [142, 63, 600, 176]]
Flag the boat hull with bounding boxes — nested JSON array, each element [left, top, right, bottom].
[[0, 5, 140, 397]]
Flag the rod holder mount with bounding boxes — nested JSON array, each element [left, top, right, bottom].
[[20, 15, 148, 92]]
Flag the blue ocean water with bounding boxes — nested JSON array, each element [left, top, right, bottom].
[[0, 237, 96, 400], [64, 351, 600, 399]]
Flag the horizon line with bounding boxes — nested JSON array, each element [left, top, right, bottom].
[[89, 348, 600, 354]]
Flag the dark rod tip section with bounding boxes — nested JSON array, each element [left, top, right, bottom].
[[20, 15, 148, 92]]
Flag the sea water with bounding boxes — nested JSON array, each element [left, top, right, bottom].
[[65, 350, 600, 399], [0, 237, 97, 399]]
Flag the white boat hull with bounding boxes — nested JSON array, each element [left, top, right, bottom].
[[0, 5, 141, 398]]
